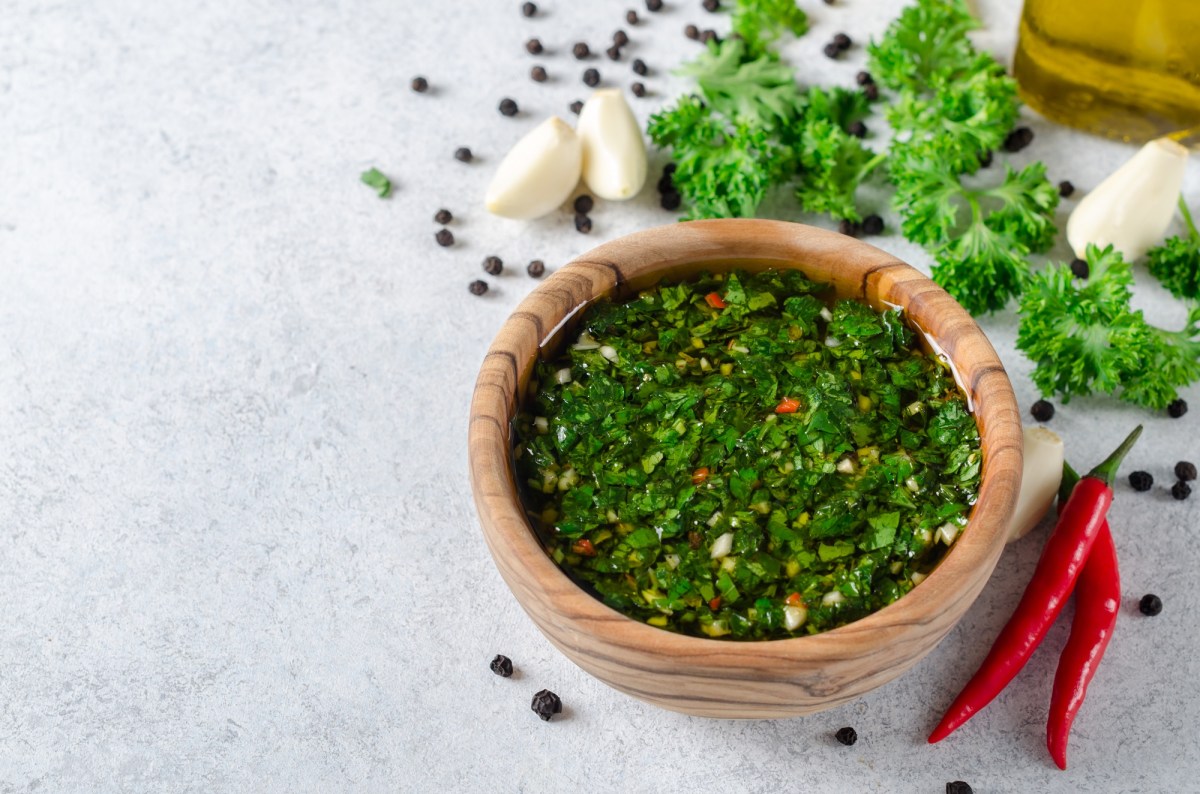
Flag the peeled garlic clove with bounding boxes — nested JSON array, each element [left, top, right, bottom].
[[1007, 425, 1064, 543], [485, 117, 582, 220], [577, 89, 647, 201], [1066, 137, 1188, 261]]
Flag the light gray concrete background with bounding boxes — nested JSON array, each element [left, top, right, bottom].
[[2, 0, 1198, 791]]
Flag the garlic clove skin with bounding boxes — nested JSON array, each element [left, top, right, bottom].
[[576, 89, 647, 201], [1066, 137, 1189, 261], [485, 117, 583, 220], [1007, 425, 1064, 543]]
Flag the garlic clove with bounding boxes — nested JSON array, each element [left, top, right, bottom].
[[576, 89, 647, 201], [485, 117, 583, 220], [1007, 425, 1064, 543], [1066, 137, 1189, 261]]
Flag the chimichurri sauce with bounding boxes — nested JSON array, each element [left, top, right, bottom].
[[513, 269, 982, 639]]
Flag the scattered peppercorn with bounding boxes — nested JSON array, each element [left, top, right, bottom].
[[531, 65, 548, 82], [527, 259, 546, 278], [1030, 399, 1055, 422], [573, 195, 594, 214], [1139, 593, 1163, 616], [684, 24, 700, 40], [1128, 471, 1153, 491], [661, 191, 682, 211], [646, 0, 663, 10], [573, 42, 590, 59], [833, 32, 852, 50], [569, 100, 583, 115], [703, 0, 720, 10], [434, 208, 452, 224], [455, 146, 473, 163], [435, 228, 454, 247], [613, 30, 629, 46], [834, 727, 858, 746], [1069, 257, 1089, 279], [1176, 461, 1197, 481], [574, 214, 593, 233], [663, 162, 677, 175], [632, 58, 648, 76], [1167, 398, 1188, 418], [411, 76, 429, 93], [863, 83, 879, 101], [606, 45, 622, 61], [521, 1, 537, 17], [499, 97, 519, 116], [526, 38, 543, 54], [483, 255, 503, 275], [1172, 480, 1192, 500], [1058, 180, 1075, 198], [838, 219, 860, 237], [631, 81, 646, 97], [489, 654, 513, 677], [626, 9, 639, 24], [530, 689, 562, 721], [946, 783, 974, 794], [861, 214, 884, 235], [848, 120, 867, 138], [701, 29, 718, 44], [856, 71, 874, 86], [823, 42, 841, 59], [583, 68, 600, 87], [822, 0, 835, 4], [978, 150, 993, 168], [469, 279, 488, 295], [1003, 126, 1035, 152]]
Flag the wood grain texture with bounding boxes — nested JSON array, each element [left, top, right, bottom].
[[468, 220, 1022, 718]]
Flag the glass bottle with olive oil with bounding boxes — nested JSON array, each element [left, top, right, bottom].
[[1014, 0, 1200, 144]]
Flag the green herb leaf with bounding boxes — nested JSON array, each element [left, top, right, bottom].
[[360, 167, 392, 198]]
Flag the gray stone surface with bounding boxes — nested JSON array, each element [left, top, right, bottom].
[[2, 0, 1198, 791]]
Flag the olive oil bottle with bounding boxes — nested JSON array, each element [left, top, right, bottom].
[[1013, 0, 1200, 144]]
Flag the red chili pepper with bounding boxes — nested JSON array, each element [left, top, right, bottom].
[[785, 592, 803, 606], [692, 467, 710, 485], [928, 425, 1141, 744], [705, 292, 727, 309], [709, 597, 722, 610], [775, 396, 800, 414], [1047, 463, 1120, 771], [571, 538, 596, 557]]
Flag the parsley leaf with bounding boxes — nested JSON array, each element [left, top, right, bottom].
[[793, 88, 885, 221], [360, 167, 392, 198], [732, 0, 809, 59], [1147, 198, 1200, 300]]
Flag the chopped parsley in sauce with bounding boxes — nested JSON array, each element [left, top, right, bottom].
[[513, 269, 981, 639]]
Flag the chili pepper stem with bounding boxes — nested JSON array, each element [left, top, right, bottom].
[[1084, 425, 1142, 487]]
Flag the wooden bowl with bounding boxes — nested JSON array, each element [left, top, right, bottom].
[[469, 220, 1022, 718]]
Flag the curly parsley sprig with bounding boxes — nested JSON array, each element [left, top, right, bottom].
[[1147, 197, 1200, 300]]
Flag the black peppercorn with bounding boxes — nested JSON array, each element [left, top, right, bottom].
[[646, 0, 663, 10], [856, 70, 874, 86], [531, 65, 548, 82], [823, 42, 841, 59], [946, 783, 974, 794], [527, 259, 546, 278], [573, 195, 594, 214], [469, 279, 488, 295], [1175, 461, 1197, 481], [632, 58, 648, 76], [703, 0, 720, 10], [657, 174, 674, 194], [499, 97, 519, 116], [531, 689, 562, 721], [521, 1, 537, 17], [1069, 257, 1089, 279], [1139, 593, 1163, 616], [483, 255, 503, 275], [1168, 398, 1188, 418], [435, 228, 454, 247], [834, 727, 858, 746], [526, 38, 543, 55], [661, 191, 682, 211], [663, 162, 677, 175], [823, 0, 835, 4], [569, 100, 583, 115], [1128, 471, 1153, 491], [701, 29, 718, 44], [454, 146, 473, 163], [575, 214, 593, 233], [1030, 399, 1055, 422], [490, 654, 513, 677], [861, 214, 884, 235], [573, 42, 590, 59], [685, 24, 700, 40], [1058, 180, 1075, 198], [1172, 480, 1192, 500], [606, 45, 622, 61], [978, 150, 993, 168], [626, 9, 639, 24], [838, 219, 860, 237], [848, 120, 867, 138], [833, 32, 852, 50], [613, 30, 629, 46], [411, 76, 429, 93], [631, 81, 646, 97], [863, 83, 879, 101], [1003, 126, 1035, 152], [434, 208, 452, 224], [582, 68, 600, 87]]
